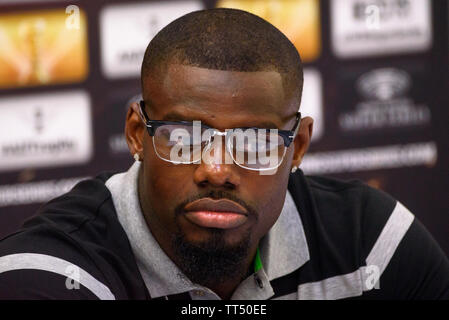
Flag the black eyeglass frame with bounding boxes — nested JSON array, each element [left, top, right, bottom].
[[138, 100, 301, 147]]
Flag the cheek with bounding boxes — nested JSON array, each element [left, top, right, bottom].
[[244, 169, 291, 239], [145, 162, 191, 206], [142, 145, 194, 222], [143, 138, 182, 192]]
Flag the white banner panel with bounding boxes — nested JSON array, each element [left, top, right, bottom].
[[331, 0, 432, 58], [301, 68, 323, 142], [0, 91, 92, 171], [100, 1, 204, 79]]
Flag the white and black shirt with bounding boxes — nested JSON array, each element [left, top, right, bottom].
[[0, 162, 448, 299]]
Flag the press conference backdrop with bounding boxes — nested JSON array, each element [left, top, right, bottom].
[[0, 0, 448, 256]]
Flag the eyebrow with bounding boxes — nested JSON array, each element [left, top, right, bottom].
[[162, 111, 280, 129]]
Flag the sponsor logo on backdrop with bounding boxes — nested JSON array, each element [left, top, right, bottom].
[[0, 91, 92, 171], [338, 68, 431, 131], [0, 177, 87, 207], [331, 0, 432, 57], [301, 141, 437, 174], [0, 8, 89, 88], [302, 68, 323, 141], [100, 1, 203, 79], [216, 0, 321, 62]]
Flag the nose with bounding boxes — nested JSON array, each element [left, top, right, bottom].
[[193, 162, 241, 188], [193, 134, 241, 188]]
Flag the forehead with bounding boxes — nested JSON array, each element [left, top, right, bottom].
[[142, 64, 294, 126]]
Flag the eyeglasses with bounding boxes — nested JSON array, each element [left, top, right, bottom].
[[138, 100, 301, 172]]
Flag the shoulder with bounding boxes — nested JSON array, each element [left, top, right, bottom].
[[293, 173, 398, 259], [0, 172, 148, 299], [288, 171, 449, 299], [23, 172, 115, 233], [305, 173, 396, 217]]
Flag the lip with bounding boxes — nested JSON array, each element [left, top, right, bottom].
[[183, 198, 248, 229]]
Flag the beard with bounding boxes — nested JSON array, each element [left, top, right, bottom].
[[172, 227, 252, 288], [171, 190, 257, 288]]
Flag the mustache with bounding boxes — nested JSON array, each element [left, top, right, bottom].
[[174, 190, 258, 219]]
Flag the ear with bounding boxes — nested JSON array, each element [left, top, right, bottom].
[[292, 116, 313, 168], [125, 102, 145, 158]]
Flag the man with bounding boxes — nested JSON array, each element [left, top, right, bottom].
[[0, 8, 448, 300]]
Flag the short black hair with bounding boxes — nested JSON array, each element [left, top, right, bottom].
[[141, 8, 303, 104]]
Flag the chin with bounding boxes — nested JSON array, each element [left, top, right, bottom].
[[172, 226, 252, 287]]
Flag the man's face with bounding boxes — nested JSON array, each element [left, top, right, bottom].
[[127, 64, 311, 284]]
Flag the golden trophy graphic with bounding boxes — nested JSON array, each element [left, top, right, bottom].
[[0, 8, 89, 88]]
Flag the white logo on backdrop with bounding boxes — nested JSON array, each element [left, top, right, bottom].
[[339, 68, 431, 131], [357, 68, 410, 101], [302, 141, 437, 174]]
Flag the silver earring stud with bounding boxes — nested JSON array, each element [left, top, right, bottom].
[[291, 166, 298, 173], [134, 153, 140, 162]]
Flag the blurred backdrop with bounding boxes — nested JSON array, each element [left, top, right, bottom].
[[0, 0, 448, 255]]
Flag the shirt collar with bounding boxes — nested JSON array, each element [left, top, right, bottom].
[[260, 189, 310, 281], [106, 161, 309, 299]]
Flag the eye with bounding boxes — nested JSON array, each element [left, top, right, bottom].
[[158, 127, 171, 140]]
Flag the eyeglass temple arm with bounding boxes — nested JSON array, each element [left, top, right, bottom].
[[288, 111, 301, 140], [139, 100, 157, 135], [139, 100, 149, 123]]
